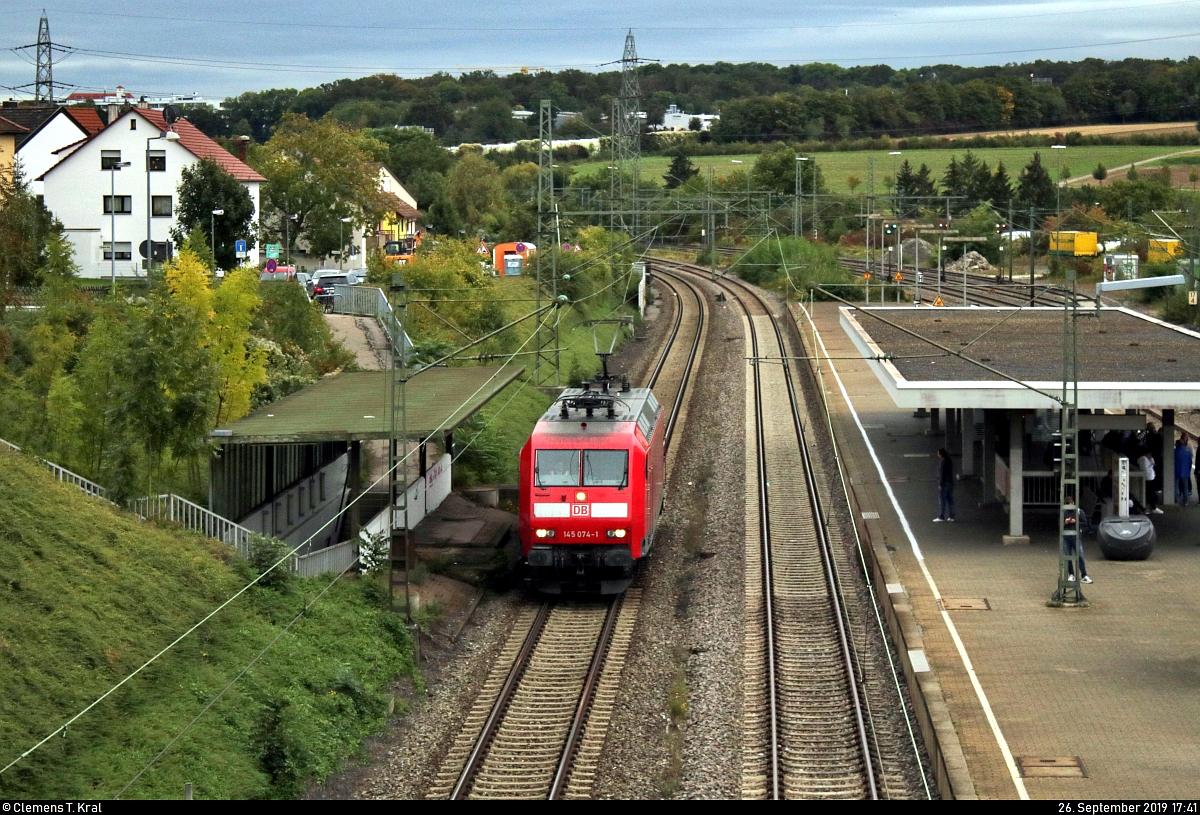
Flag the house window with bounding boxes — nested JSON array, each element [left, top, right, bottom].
[[103, 196, 133, 214], [147, 151, 166, 172], [129, 118, 136, 130], [151, 196, 173, 217], [101, 242, 133, 261], [100, 150, 122, 170]]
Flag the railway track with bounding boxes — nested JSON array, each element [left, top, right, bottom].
[[837, 256, 1075, 308], [427, 270, 708, 799], [654, 259, 934, 799]]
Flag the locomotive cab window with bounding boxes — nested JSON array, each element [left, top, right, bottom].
[[583, 450, 628, 487], [536, 449, 580, 486]]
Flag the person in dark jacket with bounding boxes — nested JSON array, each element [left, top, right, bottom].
[[1176, 435, 1193, 506], [934, 448, 955, 522]]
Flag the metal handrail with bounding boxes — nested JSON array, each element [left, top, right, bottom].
[[2, 437, 351, 576], [331, 284, 412, 354], [129, 493, 254, 558], [1, 437, 111, 501]]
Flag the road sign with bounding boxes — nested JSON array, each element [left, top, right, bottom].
[[863, 273, 871, 280], [265, 258, 278, 273], [895, 273, 903, 281], [933, 296, 945, 307], [265, 244, 280, 260], [235, 239, 247, 253], [515, 242, 526, 253]]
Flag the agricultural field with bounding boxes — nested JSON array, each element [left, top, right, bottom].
[[571, 145, 1200, 194]]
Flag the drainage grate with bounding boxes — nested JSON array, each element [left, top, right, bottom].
[[861, 511, 880, 520], [941, 598, 991, 611], [1017, 756, 1086, 778]]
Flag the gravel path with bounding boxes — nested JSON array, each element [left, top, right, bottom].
[[590, 272, 748, 798]]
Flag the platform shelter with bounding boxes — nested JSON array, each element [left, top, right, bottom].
[[207, 366, 522, 551], [841, 306, 1200, 542]]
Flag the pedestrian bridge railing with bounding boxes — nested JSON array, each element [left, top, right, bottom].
[[331, 284, 412, 355]]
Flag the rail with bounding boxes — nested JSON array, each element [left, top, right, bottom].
[[331, 284, 412, 355], [130, 494, 253, 557]]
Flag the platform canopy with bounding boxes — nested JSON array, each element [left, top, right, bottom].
[[210, 366, 523, 444], [840, 306, 1200, 410]]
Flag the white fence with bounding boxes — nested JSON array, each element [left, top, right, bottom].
[[331, 284, 412, 354], [2, 437, 354, 576], [131, 494, 253, 558], [1, 437, 111, 501], [360, 453, 453, 544], [294, 539, 359, 577]]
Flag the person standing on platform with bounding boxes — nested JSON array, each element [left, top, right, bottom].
[[1137, 448, 1163, 514], [933, 448, 956, 522], [1176, 435, 1194, 506]]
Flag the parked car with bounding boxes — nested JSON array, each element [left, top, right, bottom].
[[260, 265, 298, 282], [308, 268, 345, 296], [312, 274, 358, 311]]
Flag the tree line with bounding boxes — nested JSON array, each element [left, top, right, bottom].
[[174, 56, 1200, 148]]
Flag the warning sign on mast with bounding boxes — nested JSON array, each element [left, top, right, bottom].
[[933, 296, 945, 307]]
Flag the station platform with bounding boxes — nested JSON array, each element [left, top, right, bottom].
[[802, 300, 1200, 799]]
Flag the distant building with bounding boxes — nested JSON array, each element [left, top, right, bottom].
[[659, 104, 718, 132], [39, 104, 264, 278], [64, 87, 222, 110]]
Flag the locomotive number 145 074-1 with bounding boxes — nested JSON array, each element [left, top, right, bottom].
[[559, 529, 601, 539]]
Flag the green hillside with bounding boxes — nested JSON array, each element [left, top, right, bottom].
[[0, 448, 416, 799]]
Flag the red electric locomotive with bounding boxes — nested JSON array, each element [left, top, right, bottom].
[[518, 371, 665, 594]]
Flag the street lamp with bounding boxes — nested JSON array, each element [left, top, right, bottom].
[[285, 213, 298, 266], [339, 216, 352, 270], [889, 150, 902, 217], [794, 156, 809, 238], [146, 129, 179, 275], [211, 209, 224, 269], [108, 160, 131, 292]]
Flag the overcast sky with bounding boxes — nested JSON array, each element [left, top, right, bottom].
[[2, 0, 1199, 101]]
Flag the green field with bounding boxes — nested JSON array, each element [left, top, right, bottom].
[[572, 145, 1200, 194]]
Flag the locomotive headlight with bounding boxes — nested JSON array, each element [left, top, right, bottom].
[[535, 528, 555, 538], [575, 491, 587, 502], [607, 529, 627, 539]]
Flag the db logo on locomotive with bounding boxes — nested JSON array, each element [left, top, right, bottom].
[[571, 504, 590, 516]]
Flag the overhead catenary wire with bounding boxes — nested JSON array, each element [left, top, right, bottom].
[[0, 300, 554, 780]]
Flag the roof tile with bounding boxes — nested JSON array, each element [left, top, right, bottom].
[[139, 108, 266, 182]]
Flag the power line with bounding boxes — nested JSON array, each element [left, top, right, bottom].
[[35, 0, 1200, 34], [0, 300, 553, 780]]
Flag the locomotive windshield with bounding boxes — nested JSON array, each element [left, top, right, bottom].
[[536, 449, 581, 486], [583, 450, 628, 487]]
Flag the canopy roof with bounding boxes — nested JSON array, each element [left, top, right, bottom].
[[211, 366, 522, 444], [840, 306, 1200, 410]]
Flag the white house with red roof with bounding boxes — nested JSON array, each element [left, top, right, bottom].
[[40, 104, 265, 279], [16, 106, 105, 197]]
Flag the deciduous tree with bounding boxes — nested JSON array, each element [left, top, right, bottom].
[[175, 158, 256, 270], [252, 114, 389, 260]]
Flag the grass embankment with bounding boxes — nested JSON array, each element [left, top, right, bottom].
[[571, 145, 1187, 193], [0, 449, 417, 799]]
